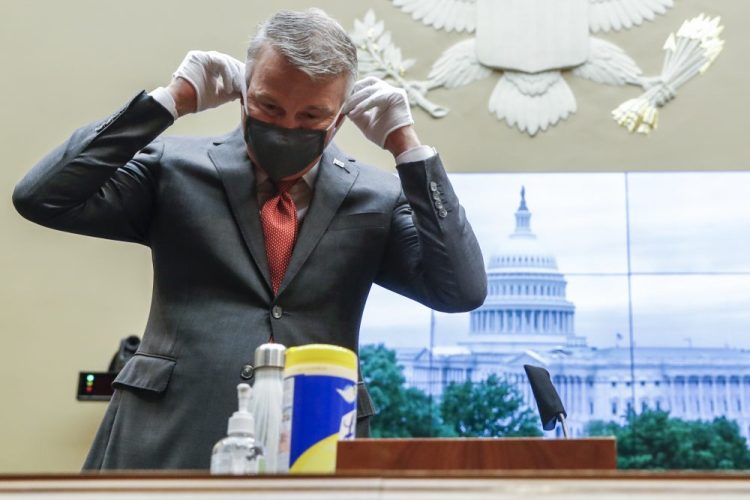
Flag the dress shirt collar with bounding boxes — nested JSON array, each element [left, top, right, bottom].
[[254, 160, 320, 191]]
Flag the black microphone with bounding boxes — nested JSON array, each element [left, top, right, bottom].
[[523, 364, 569, 438], [108, 335, 141, 373]]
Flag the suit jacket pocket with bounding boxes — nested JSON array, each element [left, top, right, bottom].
[[112, 353, 176, 394], [329, 212, 386, 231]]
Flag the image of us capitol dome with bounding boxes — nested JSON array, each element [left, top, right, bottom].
[[397, 188, 750, 439]]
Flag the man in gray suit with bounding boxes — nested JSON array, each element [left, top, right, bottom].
[[13, 9, 486, 470]]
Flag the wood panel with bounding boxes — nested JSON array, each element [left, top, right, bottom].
[[336, 438, 616, 471]]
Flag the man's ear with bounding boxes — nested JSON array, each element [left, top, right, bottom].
[[329, 113, 347, 141]]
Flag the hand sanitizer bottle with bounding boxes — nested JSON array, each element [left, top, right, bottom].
[[210, 383, 265, 475]]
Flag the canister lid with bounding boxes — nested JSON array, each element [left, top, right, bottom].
[[285, 344, 357, 370], [254, 343, 286, 368]]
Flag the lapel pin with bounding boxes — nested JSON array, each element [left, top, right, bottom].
[[333, 158, 349, 172]]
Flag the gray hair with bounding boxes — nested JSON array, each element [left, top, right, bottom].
[[246, 9, 358, 94]]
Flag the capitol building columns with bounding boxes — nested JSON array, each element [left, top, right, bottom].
[[471, 308, 577, 335], [463, 187, 578, 347], [667, 377, 676, 414]]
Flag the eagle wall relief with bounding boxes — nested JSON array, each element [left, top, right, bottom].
[[350, 0, 724, 136]]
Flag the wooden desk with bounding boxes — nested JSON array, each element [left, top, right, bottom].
[[2, 471, 750, 499]]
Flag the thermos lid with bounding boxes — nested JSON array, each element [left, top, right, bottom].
[[254, 343, 286, 368]]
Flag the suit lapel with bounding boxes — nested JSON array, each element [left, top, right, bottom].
[[277, 145, 358, 297], [208, 128, 272, 291]]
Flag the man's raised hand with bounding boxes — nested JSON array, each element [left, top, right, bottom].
[[343, 77, 419, 157], [168, 51, 245, 117]]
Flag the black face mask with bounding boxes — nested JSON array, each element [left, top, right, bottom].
[[244, 115, 333, 182]]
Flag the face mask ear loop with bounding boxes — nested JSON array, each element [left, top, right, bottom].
[[241, 63, 250, 108], [325, 104, 346, 139]]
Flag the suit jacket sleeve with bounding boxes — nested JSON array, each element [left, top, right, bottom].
[[12, 91, 174, 245], [375, 155, 488, 313]]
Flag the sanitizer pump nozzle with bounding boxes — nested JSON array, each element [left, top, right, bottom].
[[228, 383, 254, 436], [210, 383, 265, 475]]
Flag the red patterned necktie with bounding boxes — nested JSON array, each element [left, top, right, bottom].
[[261, 180, 298, 295]]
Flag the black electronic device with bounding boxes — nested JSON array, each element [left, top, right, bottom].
[[108, 335, 140, 373], [77, 335, 140, 402], [76, 371, 117, 401]]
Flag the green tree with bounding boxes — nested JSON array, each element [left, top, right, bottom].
[[587, 409, 750, 469], [359, 344, 443, 437], [440, 374, 542, 438]]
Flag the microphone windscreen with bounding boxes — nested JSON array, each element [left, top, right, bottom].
[[523, 364, 566, 431]]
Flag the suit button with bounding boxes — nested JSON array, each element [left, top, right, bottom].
[[429, 181, 438, 192], [435, 201, 444, 210], [432, 192, 441, 201], [271, 305, 283, 319], [438, 209, 448, 218], [240, 364, 254, 380]]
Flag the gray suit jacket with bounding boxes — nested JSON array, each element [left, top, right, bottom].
[[12, 92, 487, 470]]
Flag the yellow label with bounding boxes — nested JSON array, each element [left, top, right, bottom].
[[289, 433, 339, 473]]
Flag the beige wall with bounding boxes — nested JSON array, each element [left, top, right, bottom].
[[0, 0, 747, 472]]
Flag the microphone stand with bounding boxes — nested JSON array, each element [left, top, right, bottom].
[[558, 413, 570, 439]]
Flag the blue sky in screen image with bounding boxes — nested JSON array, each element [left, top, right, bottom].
[[358, 172, 750, 350]]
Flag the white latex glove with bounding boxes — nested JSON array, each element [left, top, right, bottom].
[[172, 50, 245, 112], [343, 77, 414, 148]]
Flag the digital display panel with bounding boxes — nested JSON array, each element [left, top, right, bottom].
[[76, 372, 116, 401]]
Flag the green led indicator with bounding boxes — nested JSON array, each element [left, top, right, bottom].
[[86, 374, 95, 382]]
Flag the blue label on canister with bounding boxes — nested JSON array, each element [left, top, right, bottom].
[[285, 374, 357, 472]]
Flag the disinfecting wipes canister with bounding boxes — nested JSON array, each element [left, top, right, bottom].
[[277, 344, 357, 473]]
